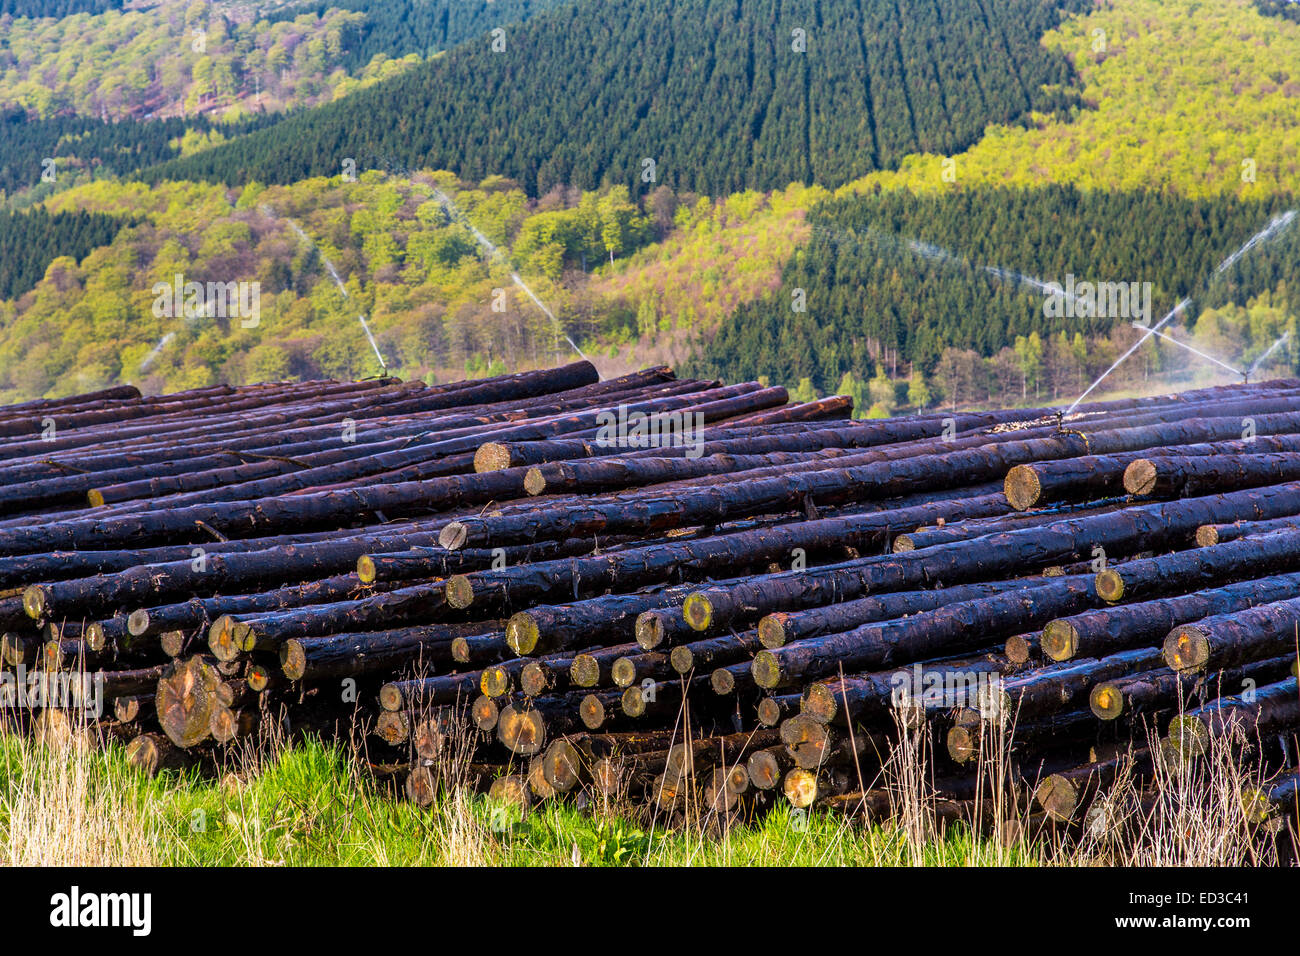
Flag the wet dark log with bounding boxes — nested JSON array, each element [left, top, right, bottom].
[[539, 729, 680, 792], [686, 485, 1300, 634], [1164, 598, 1300, 672], [1125, 453, 1300, 498], [1090, 656, 1296, 721], [800, 652, 1013, 726], [442, 490, 1013, 614], [992, 647, 1165, 722], [669, 631, 764, 675], [567, 643, 640, 689], [1167, 677, 1300, 759], [894, 502, 1125, 552], [505, 588, 712, 656], [1196, 514, 1300, 547], [1005, 434, 1300, 510], [1045, 571, 1300, 661], [278, 621, 496, 682], [750, 577, 1103, 691], [1034, 749, 1152, 822], [207, 583, 459, 659], [755, 579, 1041, 649]]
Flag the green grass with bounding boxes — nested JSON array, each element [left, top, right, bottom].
[[0, 732, 1039, 866]]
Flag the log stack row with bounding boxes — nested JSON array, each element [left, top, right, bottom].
[[2, 363, 1298, 840]]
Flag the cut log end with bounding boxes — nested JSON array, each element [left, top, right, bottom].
[[84, 623, 106, 653], [891, 534, 915, 553], [439, 522, 469, 551], [1095, 569, 1125, 604], [471, 695, 500, 732], [756, 696, 785, 727], [783, 769, 819, 809], [127, 608, 150, 637], [356, 554, 377, 585], [155, 656, 218, 748], [747, 750, 782, 790], [757, 614, 788, 649], [1195, 524, 1220, 548], [505, 612, 540, 655], [590, 759, 621, 797], [1166, 715, 1210, 760], [751, 650, 781, 690], [580, 694, 607, 729], [444, 575, 474, 609], [1004, 634, 1033, 665], [1041, 620, 1079, 662], [780, 714, 831, 770], [450, 637, 471, 663], [497, 704, 546, 755], [86, 489, 106, 508], [1034, 774, 1080, 822], [523, 468, 546, 496], [1163, 626, 1210, 672], [481, 665, 512, 699], [669, 645, 693, 674], [1123, 459, 1158, 496], [1003, 464, 1042, 511], [488, 775, 531, 810], [1090, 682, 1124, 720], [209, 705, 239, 744], [125, 734, 162, 775], [279, 640, 307, 681], [160, 630, 186, 658], [946, 725, 978, 764], [543, 739, 583, 792], [1240, 786, 1273, 825], [635, 611, 666, 649], [207, 616, 248, 662], [570, 654, 600, 688], [473, 442, 511, 473], [616, 656, 647, 688], [520, 661, 552, 697], [621, 685, 647, 718], [682, 592, 713, 632], [801, 683, 838, 724], [414, 716, 450, 760], [22, 585, 46, 621], [0, 633, 25, 667], [374, 709, 409, 746], [246, 664, 272, 693], [405, 766, 436, 807], [710, 667, 736, 695]]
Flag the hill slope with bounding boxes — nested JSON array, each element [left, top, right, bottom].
[[146, 0, 1089, 195]]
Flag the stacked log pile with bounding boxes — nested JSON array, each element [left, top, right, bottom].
[[1, 363, 1298, 841]]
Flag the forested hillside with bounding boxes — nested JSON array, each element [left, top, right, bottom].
[[0, 206, 129, 299], [265, 0, 569, 69], [1256, 0, 1300, 22], [0, 171, 663, 400], [856, 0, 1300, 197], [0, 107, 281, 203], [0, 2, 416, 121], [0, 0, 121, 15], [684, 187, 1300, 408], [147, 0, 1089, 195], [4, 0, 1300, 411]]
